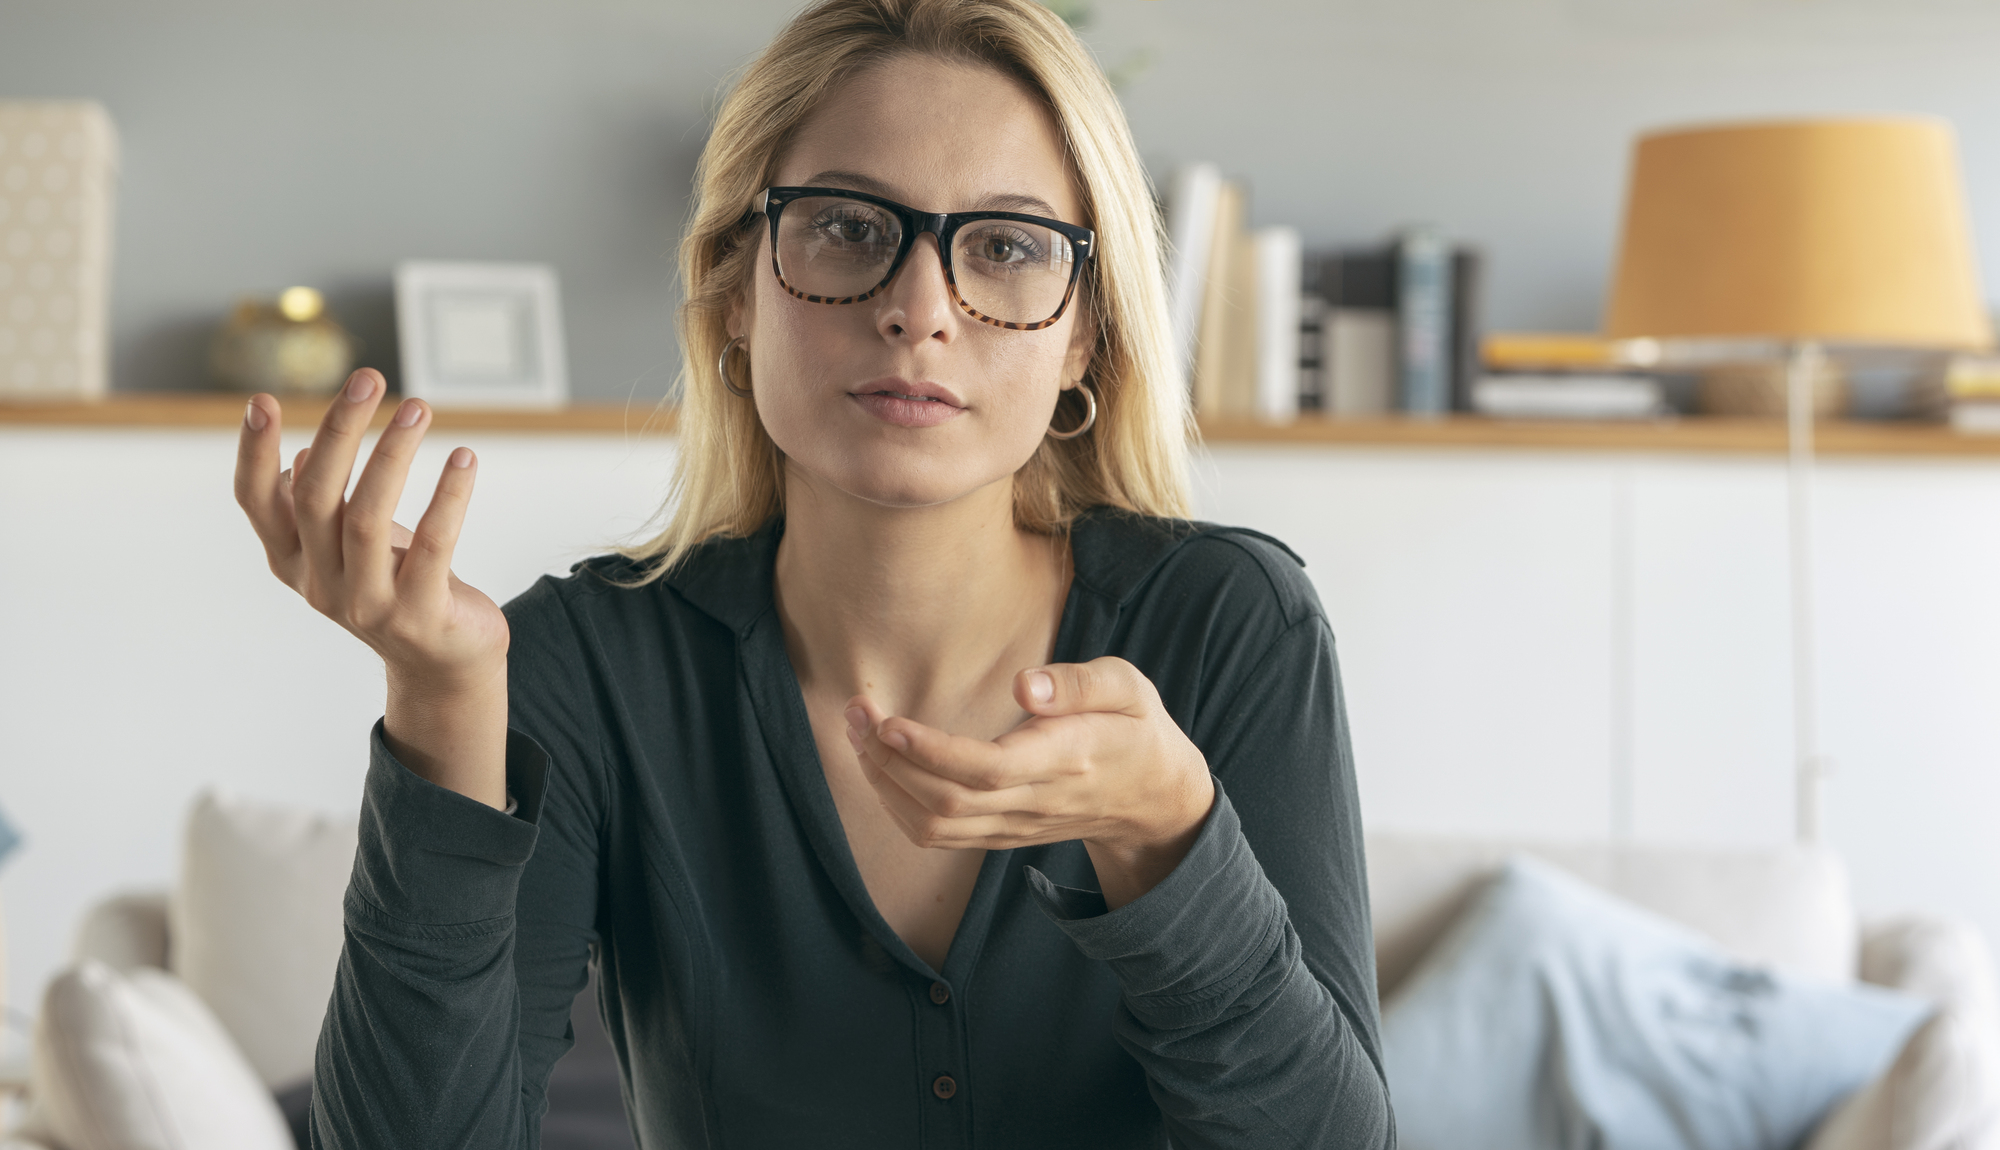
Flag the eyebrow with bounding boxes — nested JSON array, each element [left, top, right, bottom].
[[799, 169, 1064, 220]]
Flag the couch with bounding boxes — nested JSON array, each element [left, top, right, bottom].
[[11, 803, 1997, 1149]]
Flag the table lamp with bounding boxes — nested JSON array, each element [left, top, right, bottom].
[[1603, 117, 1991, 843]]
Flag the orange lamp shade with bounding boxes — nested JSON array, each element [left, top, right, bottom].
[[1604, 118, 1991, 348]]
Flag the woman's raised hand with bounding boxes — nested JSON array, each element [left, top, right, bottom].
[[234, 368, 511, 806], [843, 658, 1217, 910]]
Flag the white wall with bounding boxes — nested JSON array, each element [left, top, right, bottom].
[[0, 422, 679, 1018], [9, 430, 2000, 1018]]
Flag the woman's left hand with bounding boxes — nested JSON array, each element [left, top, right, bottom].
[[844, 657, 1216, 909]]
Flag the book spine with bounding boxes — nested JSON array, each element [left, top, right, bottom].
[[1163, 164, 1222, 391], [1297, 293, 1327, 413], [1396, 228, 1452, 416], [1449, 248, 1483, 413], [1253, 227, 1302, 423]]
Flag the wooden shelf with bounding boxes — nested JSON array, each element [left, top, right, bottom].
[[0, 392, 679, 434], [1195, 414, 2000, 457], [4, 393, 1998, 457]]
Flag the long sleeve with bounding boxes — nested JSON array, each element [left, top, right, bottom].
[[309, 577, 608, 1150], [1026, 616, 1394, 1149]]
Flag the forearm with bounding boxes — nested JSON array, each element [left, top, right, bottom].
[[1033, 785, 1393, 1149], [314, 724, 547, 1149], [384, 664, 509, 809]]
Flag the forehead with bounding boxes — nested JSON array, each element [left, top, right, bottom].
[[773, 53, 1082, 222]]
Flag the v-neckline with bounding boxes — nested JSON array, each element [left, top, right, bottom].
[[665, 511, 1210, 980], [737, 559, 1086, 985]]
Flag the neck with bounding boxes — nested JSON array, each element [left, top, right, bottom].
[[773, 468, 1067, 721]]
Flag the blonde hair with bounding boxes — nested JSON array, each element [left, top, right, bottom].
[[623, 0, 1192, 578]]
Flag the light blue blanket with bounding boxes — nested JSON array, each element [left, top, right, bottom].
[[1383, 856, 1929, 1150]]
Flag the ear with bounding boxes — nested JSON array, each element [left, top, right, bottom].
[[1060, 298, 1098, 390], [726, 289, 751, 341]]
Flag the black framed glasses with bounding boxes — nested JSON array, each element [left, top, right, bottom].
[[751, 186, 1095, 331]]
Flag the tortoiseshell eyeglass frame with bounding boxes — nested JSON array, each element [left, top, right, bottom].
[[750, 186, 1096, 331]]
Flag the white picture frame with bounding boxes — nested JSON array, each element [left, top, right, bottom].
[[394, 261, 569, 409]]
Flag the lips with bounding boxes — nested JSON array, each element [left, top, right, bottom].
[[849, 379, 965, 428]]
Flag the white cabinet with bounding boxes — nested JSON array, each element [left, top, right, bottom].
[[5, 425, 1997, 1014]]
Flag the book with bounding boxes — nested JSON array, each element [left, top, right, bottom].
[[1191, 180, 1253, 419], [1396, 227, 1453, 416], [1163, 164, 1223, 388], [1326, 310, 1396, 415], [1310, 240, 1481, 419], [1483, 333, 1632, 371], [1449, 249, 1484, 412], [1472, 375, 1667, 420], [1297, 293, 1327, 412], [1253, 226, 1303, 423], [1317, 250, 1396, 417], [1950, 400, 2000, 434]]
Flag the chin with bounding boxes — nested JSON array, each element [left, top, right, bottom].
[[796, 449, 1020, 513]]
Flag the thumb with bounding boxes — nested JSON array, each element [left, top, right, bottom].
[[1014, 656, 1153, 719]]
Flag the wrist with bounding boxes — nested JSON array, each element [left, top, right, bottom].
[[383, 663, 509, 809], [1086, 768, 1215, 910]]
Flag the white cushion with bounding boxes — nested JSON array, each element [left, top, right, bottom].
[[1367, 833, 1856, 995], [30, 960, 296, 1150], [168, 789, 356, 1089], [1806, 916, 2000, 1150], [71, 891, 170, 972]]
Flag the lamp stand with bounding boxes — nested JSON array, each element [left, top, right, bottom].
[[1786, 340, 1829, 844]]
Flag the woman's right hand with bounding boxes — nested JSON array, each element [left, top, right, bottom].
[[234, 368, 512, 806]]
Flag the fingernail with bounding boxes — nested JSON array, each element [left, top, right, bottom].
[[393, 399, 421, 427], [243, 401, 266, 431], [884, 730, 909, 751], [449, 447, 473, 469], [345, 372, 376, 403], [1027, 670, 1054, 704], [845, 706, 867, 735]]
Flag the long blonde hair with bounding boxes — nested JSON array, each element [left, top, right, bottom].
[[623, 0, 1192, 578]]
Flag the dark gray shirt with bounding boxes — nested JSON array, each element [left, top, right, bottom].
[[312, 510, 1394, 1149]]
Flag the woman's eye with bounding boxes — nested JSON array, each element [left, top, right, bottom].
[[813, 211, 889, 245], [970, 228, 1041, 266]]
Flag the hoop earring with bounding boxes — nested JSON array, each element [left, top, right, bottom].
[[718, 336, 752, 398], [1046, 382, 1097, 440]]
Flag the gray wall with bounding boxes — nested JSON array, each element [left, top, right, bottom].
[[7, 0, 2000, 401]]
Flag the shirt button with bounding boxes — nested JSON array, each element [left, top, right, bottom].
[[928, 981, 950, 1005], [932, 1075, 958, 1100]]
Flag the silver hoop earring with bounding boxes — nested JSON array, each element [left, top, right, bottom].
[[718, 336, 752, 398], [1046, 382, 1097, 440]]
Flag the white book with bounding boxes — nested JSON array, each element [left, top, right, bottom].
[[1326, 309, 1395, 416], [1163, 164, 1222, 389], [1950, 401, 2000, 434], [1252, 227, 1302, 423], [1473, 375, 1666, 420]]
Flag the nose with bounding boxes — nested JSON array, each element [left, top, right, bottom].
[[874, 233, 957, 344]]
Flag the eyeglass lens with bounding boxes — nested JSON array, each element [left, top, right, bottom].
[[774, 196, 1077, 326]]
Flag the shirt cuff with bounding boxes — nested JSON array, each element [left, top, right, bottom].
[[346, 719, 552, 926], [1024, 778, 1289, 1020]]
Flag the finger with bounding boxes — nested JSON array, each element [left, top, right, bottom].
[[292, 368, 388, 576], [343, 398, 432, 604], [233, 394, 302, 580], [865, 757, 1021, 849], [1015, 656, 1156, 720], [399, 447, 478, 594], [872, 713, 1024, 791]]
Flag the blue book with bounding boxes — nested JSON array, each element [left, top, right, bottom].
[[1396, 228, 1454, 416]]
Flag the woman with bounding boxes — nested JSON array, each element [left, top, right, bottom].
[[233, 1, 1392, 1146]]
